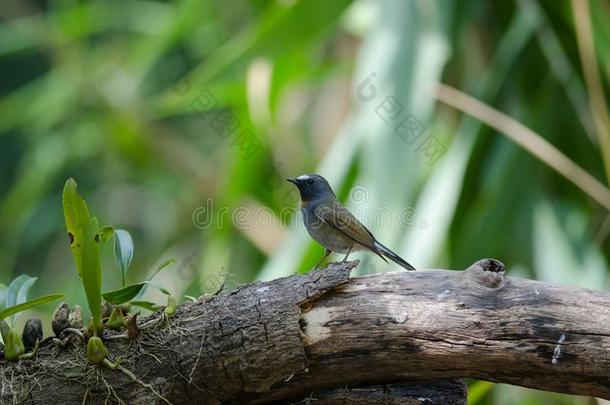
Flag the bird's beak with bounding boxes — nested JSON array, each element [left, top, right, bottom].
[[286, 177, 298, 185]]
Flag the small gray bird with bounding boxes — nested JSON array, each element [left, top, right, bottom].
[[287, 174, 415, 270]]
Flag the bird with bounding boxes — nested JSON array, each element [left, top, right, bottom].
[[287, 174, 416, 270]]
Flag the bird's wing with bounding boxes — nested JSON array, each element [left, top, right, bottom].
[[313, 200, 384, 257]]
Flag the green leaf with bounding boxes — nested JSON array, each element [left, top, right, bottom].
[[62, 178, 104, 334], [143, 281, 171, 296], [130, 301, 163, 312], [102, 258, 175, 304], [134, 258, 175, 299], [0, 294, 63, 322], [82, 217, 103, 332], [0, 284, 6, 311], [15, 276, 36, 306], [6, 274, 33, 308], [113, 229, 134, 287], [0, 320, 8, 341], [62, 178, 91, 277], [6, 275, 38, 326], [102, 284, 143, 304], [150, 258, 175, 278], [103, 281, 170, 305], [106, 306, 124, 330], [98, 226, 114, 243], [14, 275, 37, 326]]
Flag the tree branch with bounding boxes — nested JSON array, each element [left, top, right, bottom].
[[1, 259, 609, 404]]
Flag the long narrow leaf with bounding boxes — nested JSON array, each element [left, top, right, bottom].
[[435, 84, 610, 212], [103, 259, 175, 304], [103, 284, 143, 304], [142, 281, 171, 296], [103, 280, 171, 305], [0, 294, 63, 321], [134, 258, 176, 299], [150, 258, 175, 279], [82, 217, 103, 331], [130, 301, 163, 312], [62, 178, 91, 277]]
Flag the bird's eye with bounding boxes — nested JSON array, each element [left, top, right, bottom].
[[306, 179, 314, 185]]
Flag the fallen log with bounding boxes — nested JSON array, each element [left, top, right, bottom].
[[1, 258, 608, 404]]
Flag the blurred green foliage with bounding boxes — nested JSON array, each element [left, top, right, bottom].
[[1, 0, 609, 403]]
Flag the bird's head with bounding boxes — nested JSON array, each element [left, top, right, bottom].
[[286, 174, 336, 203]]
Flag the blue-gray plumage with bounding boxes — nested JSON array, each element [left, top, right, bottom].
[[287, 174, 416, 270]]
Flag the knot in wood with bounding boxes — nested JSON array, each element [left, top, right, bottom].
[[465, 258, 505, 288]]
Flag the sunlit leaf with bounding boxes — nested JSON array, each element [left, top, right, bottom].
[[0, 294, 63, 322], [62, 178, 91, 277], [82, 217, 103, 331]]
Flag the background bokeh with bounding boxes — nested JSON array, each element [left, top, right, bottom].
[[1, 0, 609, 403]]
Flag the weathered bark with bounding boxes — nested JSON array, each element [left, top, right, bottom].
[[1, 259, 609, 404]]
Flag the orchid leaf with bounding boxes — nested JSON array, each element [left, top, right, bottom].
[[82, 217, 103, 332], [103, 259, 175, 304], [0, 294, 63, 322], [130, 301, 163, 312], [6, 275, 37, 326], [62, 178, 91, 277], [113, 229, 134, 287], [103, 281, 170, 305]]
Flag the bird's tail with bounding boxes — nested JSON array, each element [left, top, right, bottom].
[[374, 241, 416, 271]]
